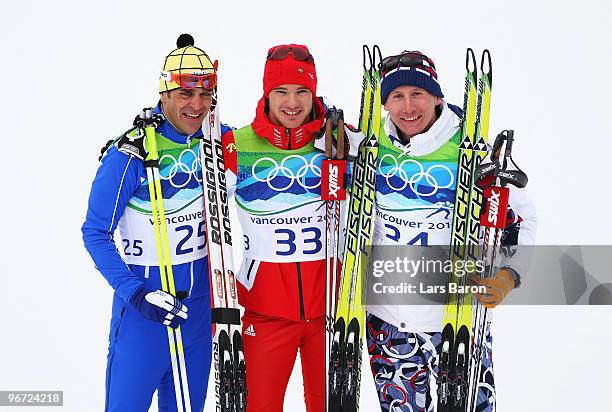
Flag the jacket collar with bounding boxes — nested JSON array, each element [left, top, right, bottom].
[[251, 96, 325, 150]]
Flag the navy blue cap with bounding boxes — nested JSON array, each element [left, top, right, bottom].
[[380, 51, 444, 104]]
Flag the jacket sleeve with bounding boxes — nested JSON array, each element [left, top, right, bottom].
[[221, 130, 238, 199], [81, 147, 145, 303], [508, 187, 537, 245], [498, 186, 538, 284]]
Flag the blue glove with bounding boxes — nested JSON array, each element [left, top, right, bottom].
[[129, 287, 188, 329]]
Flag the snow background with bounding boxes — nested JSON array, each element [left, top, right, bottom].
[[2, 0, 611, 410]]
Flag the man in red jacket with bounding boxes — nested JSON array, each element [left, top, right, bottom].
[[222, 44, 328, 411]]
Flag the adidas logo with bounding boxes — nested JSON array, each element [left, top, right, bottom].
[[245, 324, 256, 337]]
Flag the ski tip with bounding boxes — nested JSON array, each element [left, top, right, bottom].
[[481, 49, 492, 75], [362, 45, 373, 72], [372, 45, 383, 70], [466, 48, 477, 73]]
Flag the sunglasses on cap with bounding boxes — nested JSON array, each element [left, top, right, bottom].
[[160, 70, 217, 89], [267, 46, 314, 63], [380, 52, 437, 77]]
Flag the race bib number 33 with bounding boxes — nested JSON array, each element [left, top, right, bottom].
[[240, 206, 327, 262]]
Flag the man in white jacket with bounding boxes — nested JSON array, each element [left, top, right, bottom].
[[365, 50, 537, 412]]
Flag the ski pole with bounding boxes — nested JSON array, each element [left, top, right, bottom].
[[141, 108, 192, 412]]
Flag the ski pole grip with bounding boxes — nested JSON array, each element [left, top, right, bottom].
[[211, 308, 241, 325], [325, 112, 333, 159], [505, 130, 515, 157], [336, 110, 345, 160], [492, 130, 506, 161]]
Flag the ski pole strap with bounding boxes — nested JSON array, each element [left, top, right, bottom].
[[211, 307, 241, 325], [475, 161, 500, 188], [114, 108, 166, 163], [497, 169, 528, 188], [115, 123, 149, 161], [475, 158, 528, 188], [136, 108, 165, 167], [475, 129, 528, 189]]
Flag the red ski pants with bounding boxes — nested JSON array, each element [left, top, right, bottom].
[[242, 310, 324, 412]]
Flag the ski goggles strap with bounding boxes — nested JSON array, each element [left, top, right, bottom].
[[160, 70, 217, 89], [380, 51, 437, 78], [267, 45, 313, 62]]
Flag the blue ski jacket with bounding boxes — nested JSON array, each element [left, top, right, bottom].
[[82, 102, 231, 304]]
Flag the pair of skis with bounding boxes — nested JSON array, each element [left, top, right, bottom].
[[199, 93, 247, 412], [437, 48, 493, 412], [327, 45, 381, 412], [438, 49, 528, 411]]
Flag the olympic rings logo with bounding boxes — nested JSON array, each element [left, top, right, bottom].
[[252, 154, 325, 191], [159, 148, 202, 189], [379, 154, 454, 196]]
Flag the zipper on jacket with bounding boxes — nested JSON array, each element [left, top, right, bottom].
[[296, 262, 305, 320], [286, 128, 291, 150]]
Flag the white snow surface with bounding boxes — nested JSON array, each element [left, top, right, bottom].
[[1, 1, 611, 411]]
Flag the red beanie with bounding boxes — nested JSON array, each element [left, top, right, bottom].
[[263, 44, 317, 98]]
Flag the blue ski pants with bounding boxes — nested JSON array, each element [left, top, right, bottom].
[[104, 294, 212, 412]]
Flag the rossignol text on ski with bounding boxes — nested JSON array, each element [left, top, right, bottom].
[[199, 90, 247, 412]]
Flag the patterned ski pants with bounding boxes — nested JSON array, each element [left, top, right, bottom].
[[366, 313, 495, 412]]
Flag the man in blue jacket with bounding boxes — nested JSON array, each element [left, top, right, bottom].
[[82, 34, 229, 412]]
